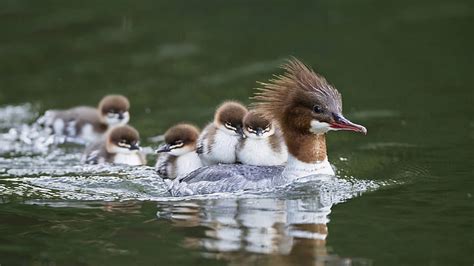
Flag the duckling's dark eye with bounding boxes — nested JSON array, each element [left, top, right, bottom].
[[313, 105, 324, 114], [175, 140, 183, 146], [224, 122, 236, 130]]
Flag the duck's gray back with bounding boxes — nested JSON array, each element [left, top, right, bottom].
[[171, 164, 284, 196]]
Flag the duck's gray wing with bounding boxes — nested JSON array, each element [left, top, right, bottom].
[[180, 164, 283, 183], [168, 164, 284, 196]]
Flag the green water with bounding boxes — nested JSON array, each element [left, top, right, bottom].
[[1, 0, 473, 265]]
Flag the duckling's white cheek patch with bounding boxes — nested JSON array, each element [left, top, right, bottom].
[[105, 116, 120, 126], [110, 145, 135, 154], [169, 149, 181, 156], [121, 112, 130, 124], [105, 112, 129, 126], [310, 120, 330, 134], [261, 127, 275, 138], [169, 146, 191, 156], [219, 125, 237, 136]]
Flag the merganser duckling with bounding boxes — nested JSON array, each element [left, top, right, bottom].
[[38, 94, 130, 143], [155, 124, 203, 179], [168, 58, 367, 196], [236, 111, 288, 166], [196, 101, 248, 165], [83, 125, 146, 165]]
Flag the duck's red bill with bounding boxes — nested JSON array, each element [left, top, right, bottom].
[[330, 115, 367, 134]]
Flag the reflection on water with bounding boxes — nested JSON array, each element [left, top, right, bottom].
[[0, 0, 472, 263], [157, 196, 372, 266], [26, 200, 145, 214]]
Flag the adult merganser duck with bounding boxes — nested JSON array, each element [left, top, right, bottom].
[[196, 101, 248, 165], [155, 123, 203, 179], [82, 125, 146, 166], [38, 94, 130, 143], [167, 58, 366, 196], [236, 110, 288, 166]]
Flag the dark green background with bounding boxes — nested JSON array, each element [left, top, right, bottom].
[[1, 0, 473, 265]]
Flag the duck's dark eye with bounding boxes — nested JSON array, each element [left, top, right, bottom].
[[313, 105, 323, 113], [175, 140, 183, 146]]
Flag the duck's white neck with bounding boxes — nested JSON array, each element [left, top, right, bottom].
[[273, 154, 334, 185]]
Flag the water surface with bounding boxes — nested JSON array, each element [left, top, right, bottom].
[[0, 0, 473, 265]]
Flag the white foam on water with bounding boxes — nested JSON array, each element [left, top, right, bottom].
[[0, 103, 38, 129], [0, 104, 57, 154], [0, 150, 168, 201]]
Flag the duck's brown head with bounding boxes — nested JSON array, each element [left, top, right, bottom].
[[156, 124, 200, 156], [213, 101, 248, 136], [242, 111, 275, 139], [252, 58, 366, 136], [106, 125, 141, 154], [98, 95, 130, 126]]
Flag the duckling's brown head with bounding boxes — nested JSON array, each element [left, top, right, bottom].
[[107, 125, 141, 154], [214, 101, 248, 136], [243, 111, 275, 139], [156, 124, 200, 156], [98, 95, 130, 126], [252, 58, 366, 136]]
